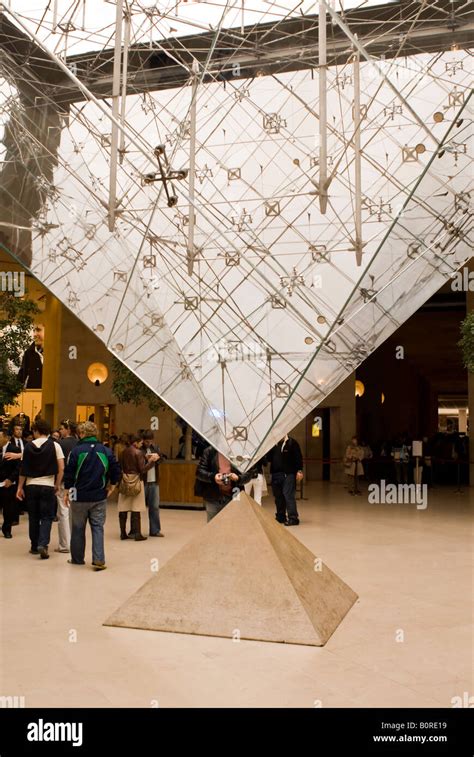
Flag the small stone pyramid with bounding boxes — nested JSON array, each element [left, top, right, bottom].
[[105, 493, 358, 645]]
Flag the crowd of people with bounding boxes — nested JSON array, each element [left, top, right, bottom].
[[344, 431, 470, 493], [0, 419, 165, 569], [3, 418, 466, 567], [0, 419, 307, 569]]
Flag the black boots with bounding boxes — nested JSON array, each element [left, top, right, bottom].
[[119, 512, 130, 540], [131, 512, 147, 541], [120, 512, 147, 541]]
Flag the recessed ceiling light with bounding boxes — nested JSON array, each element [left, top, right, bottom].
[[305, 336, 314, 345]]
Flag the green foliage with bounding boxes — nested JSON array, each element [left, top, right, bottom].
[[0, 292, 39, 412], [111, 357, 165, 413], [459, 311, 474, 373]]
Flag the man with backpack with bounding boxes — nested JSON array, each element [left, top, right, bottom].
[[63, 421, 121, 571]]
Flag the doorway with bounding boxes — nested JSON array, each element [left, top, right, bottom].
[[321, 408, 331, 481], [305, 407, 331, 481], [76, 404, 115, 441]]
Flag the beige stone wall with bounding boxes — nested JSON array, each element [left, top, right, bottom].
[[53, 308, 181, 456]]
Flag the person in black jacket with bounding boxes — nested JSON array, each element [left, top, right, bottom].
[[194, 446, 255, 522], [0, 428, 22, 538], [266, 435, 304, 526], [17, 324, 44, 389], [17, 419, 65, 559], [4, 424, 25, 525]]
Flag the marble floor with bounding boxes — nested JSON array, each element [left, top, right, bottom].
[[0, 482, 472, 708]]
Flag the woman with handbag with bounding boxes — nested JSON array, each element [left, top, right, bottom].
[[118, 435, 159, 540]]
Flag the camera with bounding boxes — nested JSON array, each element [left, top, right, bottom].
[[221, 474, 231, 486]]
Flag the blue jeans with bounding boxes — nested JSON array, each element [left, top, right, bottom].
[[144, 483, 161, 535], [271, 473, 298, 522], [26, 485, 56, 550], [70, 500, 107, 564]]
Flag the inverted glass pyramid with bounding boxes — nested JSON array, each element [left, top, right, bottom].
[[0, 2, 472, 468]]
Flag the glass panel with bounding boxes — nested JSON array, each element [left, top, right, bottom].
[[10, 1, 397, 55], [0, 7, 471, 468]]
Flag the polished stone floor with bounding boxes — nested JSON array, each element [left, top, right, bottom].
[[1, 482, 472, 708]]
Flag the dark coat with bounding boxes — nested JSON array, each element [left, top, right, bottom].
[[64, 436, 121, 503], [194, 446, 255, 501], [120, 445, 154, 476], [0, 440, 21, 484], [18, 343, 43, 389], [266, 437, 303, 476]]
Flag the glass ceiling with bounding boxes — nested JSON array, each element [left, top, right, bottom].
[[9, 0, 397, 55], [0, 1, 472, 467]]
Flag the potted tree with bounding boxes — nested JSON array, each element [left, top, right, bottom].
[[459, 311, 474, 373], [111, 357, 166, 414]]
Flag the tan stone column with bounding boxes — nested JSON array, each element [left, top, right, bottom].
[[324, 371, 356, 483], [467, 260, 474, 484], [40, 292, 62, 428]]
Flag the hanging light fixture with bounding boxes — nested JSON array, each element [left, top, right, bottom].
[[355, 380, 365, 398], [87, 362, 109, 386]]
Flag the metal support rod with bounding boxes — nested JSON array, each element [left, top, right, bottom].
[[149, 11, 153, 50], [187, 58, 199, 276], [52, 0, 58, 33], [3, 2, 342, 342], [353, 47, 363, 266], [5, 8, 153, 159], [321, 0, 439, 145], [108, 0, 124, 231], [318, 0, 328, 214], [63, 26, 70, 59], [119, 10, 131, 166]]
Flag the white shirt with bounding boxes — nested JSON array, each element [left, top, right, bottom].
[[145, 447, 156, 483], [12, 437, 24, 453], [2, 437, 24, 461], [26, 437, 64, 487]]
